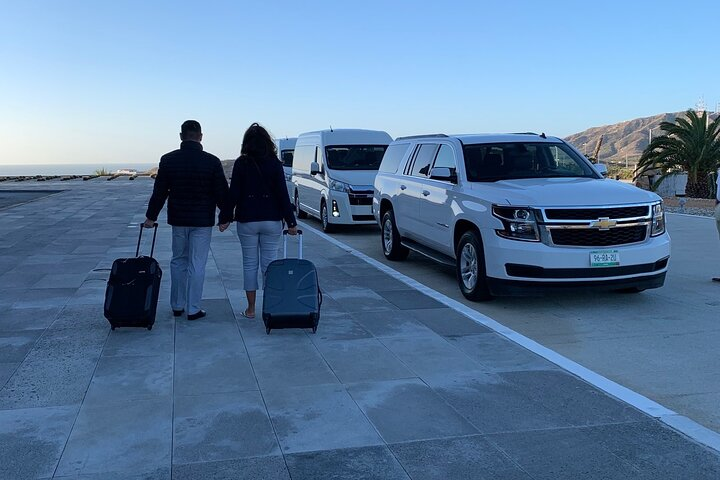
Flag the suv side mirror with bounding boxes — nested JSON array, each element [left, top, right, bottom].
[[594, 163, 608, 178], [430, 167, 457, 183], [310, 161, 320, 175]]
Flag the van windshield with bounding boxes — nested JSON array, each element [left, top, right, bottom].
[[325, 145, 388, 170], [463, 142, 600, 182], [280, 149, 294, 167]]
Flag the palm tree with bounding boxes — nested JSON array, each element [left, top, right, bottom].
[[635, 110, 720, 198]]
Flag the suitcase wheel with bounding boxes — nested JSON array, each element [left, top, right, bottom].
[[147, 325, 153, 331], [312, 327, 317, 334], [266, 327, 271, 335], [111, 326, 116, 331]]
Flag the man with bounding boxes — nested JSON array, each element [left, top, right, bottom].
[[714, 169, 720, 282], [145, 120, 230, 320]]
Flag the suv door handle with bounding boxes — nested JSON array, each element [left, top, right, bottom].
[[422, 190, 430, 196], [400, 185, 407, 190]]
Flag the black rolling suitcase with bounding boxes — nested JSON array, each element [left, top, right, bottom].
[[104, 223, 162, 331], [262, 230, 322, 334]]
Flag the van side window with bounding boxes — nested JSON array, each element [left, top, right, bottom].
[[379, 143, 410, 173], [315, 146, 325, 175], [432, 144, 456, 174], [410, 144, 439, 178], [293, 144, 315, 172]]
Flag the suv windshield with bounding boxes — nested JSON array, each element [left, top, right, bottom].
[[325, 145, 388, 170], [463, 142, 600, 182]]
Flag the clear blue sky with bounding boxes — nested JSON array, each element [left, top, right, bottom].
[[1, 0, 718, 165]]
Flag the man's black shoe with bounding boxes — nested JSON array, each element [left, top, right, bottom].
[[712, 277, 720, 283], [173, 309, 184, 317], [187, 310, 206, 321]]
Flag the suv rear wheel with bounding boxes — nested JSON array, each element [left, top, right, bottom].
[[456, 230, 492, 301], [295, 192, 307, 219], [381, 209, 409, 260]]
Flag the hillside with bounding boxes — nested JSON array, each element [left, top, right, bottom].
[[564, 111, 719, 165]]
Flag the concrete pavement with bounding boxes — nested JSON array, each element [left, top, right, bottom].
[[1, 178, 720, 479]]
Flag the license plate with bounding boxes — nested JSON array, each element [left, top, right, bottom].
[[590, 249, 619, 267]]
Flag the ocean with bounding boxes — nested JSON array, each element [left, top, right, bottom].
[[0, 163, 158, 176]]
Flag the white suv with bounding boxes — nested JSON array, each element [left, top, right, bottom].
[[373, 133, 671, 301]]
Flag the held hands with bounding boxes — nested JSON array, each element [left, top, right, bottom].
[[287, 226, 298, 236]]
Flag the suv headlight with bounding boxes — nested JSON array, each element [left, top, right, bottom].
[[651, 202, 665, 236], [329, 179, 350, 193], [492, 206, 540, 242]]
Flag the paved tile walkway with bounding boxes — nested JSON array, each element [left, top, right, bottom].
[[1, 179, 720, 479]]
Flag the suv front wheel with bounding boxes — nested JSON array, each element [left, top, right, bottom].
[[381, 209, 409, 260], [456, 230, 492, 301]]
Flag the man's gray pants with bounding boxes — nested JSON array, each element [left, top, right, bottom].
[[170, 226, 212, 315], [236, 220, 283, 291]]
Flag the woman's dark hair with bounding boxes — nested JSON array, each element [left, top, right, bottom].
[[240, 123, 277, 159]]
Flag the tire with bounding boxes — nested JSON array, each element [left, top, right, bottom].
[[295, 192, 307, 219], [456, 230, 492, 301], [320, 201, 335, 233], [381, 209, 409, 260]]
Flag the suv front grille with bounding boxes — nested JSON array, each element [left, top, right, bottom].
[[544, 206, 649, 220], [549, 225, 647, 246]]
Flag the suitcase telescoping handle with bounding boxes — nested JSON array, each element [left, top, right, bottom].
[[282, 229, 303, 259], [137, 223, 158, 258]]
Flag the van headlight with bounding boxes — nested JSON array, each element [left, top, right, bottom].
[[329, 179, 350, 193], [492, 206, 540, 242], [651, 202, 665, 236]]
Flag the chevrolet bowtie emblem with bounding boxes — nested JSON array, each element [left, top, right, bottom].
[[590, 217, 616, 230]]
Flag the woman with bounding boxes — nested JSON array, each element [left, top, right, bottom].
[[221, 123, 298, 318]]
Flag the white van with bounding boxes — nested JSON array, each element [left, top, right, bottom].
[[275, 137, 297, 198], [292, 129, 392, 232]]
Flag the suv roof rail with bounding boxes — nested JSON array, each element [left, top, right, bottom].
[[395, 133, 449, 140], [510, 132, 538, 135]]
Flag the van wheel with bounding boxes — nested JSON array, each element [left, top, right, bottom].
[[321, 201, 334, 233], [456, 230, 492, 301], [295, 193, 307, 219], [382, 209, 409, 260]]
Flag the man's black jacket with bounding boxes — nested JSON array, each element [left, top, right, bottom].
[[146, 141, 229, 227]]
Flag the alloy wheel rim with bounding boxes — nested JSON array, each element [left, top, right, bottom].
[[383, 219, 393, 253], [460, 243, 477, 290], [322, 204, 328, 228]]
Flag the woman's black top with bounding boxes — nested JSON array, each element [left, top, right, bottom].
[[220, 153, 297, 228]]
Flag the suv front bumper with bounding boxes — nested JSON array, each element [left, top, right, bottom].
[[482, 229, 671, 294]]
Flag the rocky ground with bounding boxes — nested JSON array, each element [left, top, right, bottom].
[[662, 196, 716, 217]]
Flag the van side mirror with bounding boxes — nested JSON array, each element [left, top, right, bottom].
[[310, 161, 320, 175], [594, 163, 608, 178], [430, 167, 457, 183]]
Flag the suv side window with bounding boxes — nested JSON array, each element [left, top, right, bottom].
[[410, 144, 439, 178], [432, 144, 456, 173], [379, 143, 410, 173]]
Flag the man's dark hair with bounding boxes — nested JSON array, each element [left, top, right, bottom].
[[181, 120, 202, 140], [240, 122, 277, 158]]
